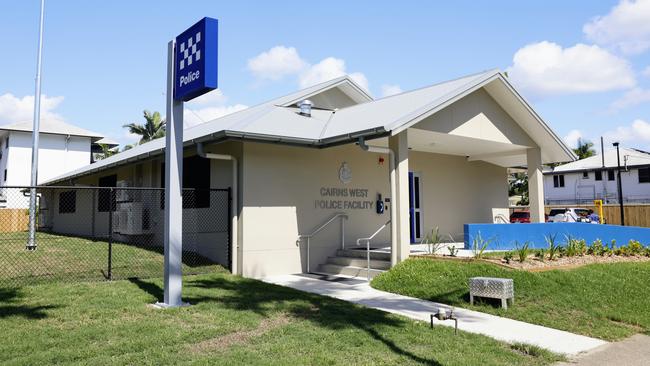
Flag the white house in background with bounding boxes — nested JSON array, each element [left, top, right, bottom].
[[544, 147, 650, 204], [0, 120, 116, 207]]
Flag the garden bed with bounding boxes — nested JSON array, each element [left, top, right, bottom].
[[484, 253, 650, 271]]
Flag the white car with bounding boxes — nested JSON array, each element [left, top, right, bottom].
[[547, 208, 592, 223]]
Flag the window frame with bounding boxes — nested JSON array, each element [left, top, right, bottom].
[[553, 174, 565, 188], [639, 167, 650, 184], [58, 190, 77, 214]]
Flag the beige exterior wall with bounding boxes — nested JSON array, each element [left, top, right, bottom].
[[408, 151, 508, 240], [239, 141, 508, 278]]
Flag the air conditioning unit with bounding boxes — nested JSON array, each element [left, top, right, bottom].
[[115, 180, 133, 203], [113, 202, 151, 235]]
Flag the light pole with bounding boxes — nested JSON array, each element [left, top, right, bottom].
[[613, 142, 625, 226], [27, 0, 46, 250]]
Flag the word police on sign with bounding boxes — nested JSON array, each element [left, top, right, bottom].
[[174, 17, 218, 101]]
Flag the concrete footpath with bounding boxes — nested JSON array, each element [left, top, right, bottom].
[[263, 274, 607, 356], [556, 334, 650, 366]]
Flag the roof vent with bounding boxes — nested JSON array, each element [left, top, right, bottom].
[[298, 100, 313, 117]]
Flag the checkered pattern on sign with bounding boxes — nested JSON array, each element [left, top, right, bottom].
[[179, 32, 201, 70]]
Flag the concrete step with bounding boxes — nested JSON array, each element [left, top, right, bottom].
[[336, 249, 391, 261], [317, 263, 385, 279], [326, 256, 391, 270]]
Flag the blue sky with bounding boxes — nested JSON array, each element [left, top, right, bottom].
[[1, 0, 649, 150]]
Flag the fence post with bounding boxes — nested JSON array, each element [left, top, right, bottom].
[[107, 188, 113, 280], [227, 187, 232, 272]]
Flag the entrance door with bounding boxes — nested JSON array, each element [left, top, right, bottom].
[[408, 172, 423, 243]]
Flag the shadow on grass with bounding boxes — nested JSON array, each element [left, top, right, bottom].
[[0, 287, 57, 319], [130, 275, 442, 366]]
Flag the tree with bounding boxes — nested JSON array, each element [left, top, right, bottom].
[[93, 144, 118, 161], [573, 138, 596, 160], [122, 110, 166, 144], [509, 172, 529, 206]]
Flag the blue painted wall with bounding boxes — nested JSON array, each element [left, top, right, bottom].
[[464, 223, 650, 250]]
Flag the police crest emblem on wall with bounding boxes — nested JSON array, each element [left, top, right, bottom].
[[339, 162, 352, 184]]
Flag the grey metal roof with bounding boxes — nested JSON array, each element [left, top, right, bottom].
[[43, 69, 575, 184], [549, 148, 650, 173], [0, 119, 104, 140]]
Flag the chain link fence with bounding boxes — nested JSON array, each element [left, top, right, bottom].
[[0, 186, 231, 287]]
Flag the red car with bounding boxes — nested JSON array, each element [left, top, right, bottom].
[[510, 211, 530, 223], [509, 211, 549, 223]]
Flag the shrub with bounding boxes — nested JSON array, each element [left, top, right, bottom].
[[545, 234, 561, 261], [643, 247, 650, 257], [503, 251, 513, 264], [577, 239, 587, 256], [515, 241, 530, 263], [564, 235, 579, 257], [471, 232, 492, 259], [448, 246, 458, 257], [422, 227, 443, 255], [535, 248, 546, 261], [628, 240, 643, 256], [588, 239, 605, 256]]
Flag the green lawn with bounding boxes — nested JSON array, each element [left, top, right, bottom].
[[0, 271, 562, 365], [0, 232, 218, 286], [371, 258, 650, 341]]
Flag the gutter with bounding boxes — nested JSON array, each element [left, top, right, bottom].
[[357, 136, 399, 267], [196, 142, 240, 276]]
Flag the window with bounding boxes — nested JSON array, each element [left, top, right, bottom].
[[58, 191, 76, 213], [553, 175, 565, 188], [595, 170, 602, 181], [639, 168, 650, 183], [98, 174, 117, 212], [582, 171, 589, 179], [160, 155, 211, 209], [608, 170, 615, 181]]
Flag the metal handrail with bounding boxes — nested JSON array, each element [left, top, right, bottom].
[[297, 212, 348, 273], [356, 220, 391, 280], [494, 214, 510, 224]]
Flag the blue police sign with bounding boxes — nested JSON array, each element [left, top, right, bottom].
[[174, 17, 218, 101]]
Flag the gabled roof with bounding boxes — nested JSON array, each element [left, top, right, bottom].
[[549, 148, 650, 173], [44, 69, 575, 184], [0, 119, 104, 140]]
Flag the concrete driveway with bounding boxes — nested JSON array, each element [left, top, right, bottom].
[[556, 334, 650, 366]]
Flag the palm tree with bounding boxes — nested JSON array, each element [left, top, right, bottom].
[[122, 110, 166, 144], [573, 138, 596, 160], [93, 144, 118, 161]]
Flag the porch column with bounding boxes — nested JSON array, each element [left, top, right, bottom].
[[527, 147, 545, 223], [389, 132, 410, 264]]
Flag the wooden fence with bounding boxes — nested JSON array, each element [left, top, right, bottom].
[[544, 204, 650, 227], [0, 209, 29, 233]]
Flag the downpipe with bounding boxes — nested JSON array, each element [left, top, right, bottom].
[[196, 142, 240, 275], [358, 137, 398, 267]]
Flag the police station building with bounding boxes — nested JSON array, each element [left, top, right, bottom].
[[42, 69, 576, 279]]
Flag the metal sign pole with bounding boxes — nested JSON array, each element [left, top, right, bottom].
[[158, 40, 186, 308], [27, 0, 46, 251]]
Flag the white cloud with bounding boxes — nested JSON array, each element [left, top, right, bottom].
[[0, 93, 66, 125], [643, 66, 650, 77], [506, 41, 635, 97], [583, 0, 650, 55], [298, 57, 369, 91], [247, 46, 307, 81], [249, 46, 369, 92], [564, 129, 583, 148], [183, 89, 249, 128], [187, 89, 227, 106], [610, 87, 650, 110], [381, 84, 403, 97], [603, 119, 650, 145]]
